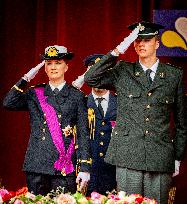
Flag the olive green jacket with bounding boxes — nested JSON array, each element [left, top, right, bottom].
[[84, 53, 187, 173]]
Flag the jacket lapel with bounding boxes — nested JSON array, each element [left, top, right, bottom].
[[55, 83, 69, 105], [105, 93, 116, 120], [44, 83, 70, 112], [44, 84, 60, 111], [149, 63, 166, 91], [87, 94, 103, 119], [132, 62, 150, 89], [130, 62, 166, 91]]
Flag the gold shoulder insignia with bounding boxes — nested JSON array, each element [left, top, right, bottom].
[[29, 83, 46, 89], [88, 108, 95, 140], [166, 63, 182, 70]]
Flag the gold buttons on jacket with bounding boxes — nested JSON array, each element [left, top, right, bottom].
[[146, 104, 151, 109], [58, 114, 62, 118], [100, 132, 104, 136], [99, 153, 104, 157], [145, 117, 149, 122], [42, 129, 45, 133], [102, 121, 105, 126], [145, 130, 149, 134], [147, 92, 152, 96], [42, 136, 45, 140], [100, 141, 104, 146]]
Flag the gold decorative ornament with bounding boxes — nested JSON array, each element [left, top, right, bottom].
[[77, 158, 92, 164], [46, 47, 59, 57], [62, 125, 73, 137], [88, 108, 95, 140], [95, 57, 101, 63], [12, 85, 24, 92]]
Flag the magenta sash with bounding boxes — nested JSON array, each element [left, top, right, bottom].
[[35, 87, 75, 175]]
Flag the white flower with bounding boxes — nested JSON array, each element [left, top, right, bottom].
[[56, 193, 76, 204], [105, 199, 115, 204], [118, 191, 126, 199], [25, 192, 36, 200]]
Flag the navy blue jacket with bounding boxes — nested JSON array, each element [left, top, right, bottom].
[[87, 92, 117, 194], [3, 79, 91, 175]]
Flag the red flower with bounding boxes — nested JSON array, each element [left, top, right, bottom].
[[0, 189, 16, 202], [110, 121, 116, 128], [9, 191, 16, 198], [2, 193, 12, 202], [135, 197, 144, 203], [15, 187, 28, 196]]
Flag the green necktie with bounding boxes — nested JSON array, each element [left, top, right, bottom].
[[146, 69, 152, 86]]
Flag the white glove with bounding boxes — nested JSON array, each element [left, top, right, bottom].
[[76, 172, 90, 192], [116, 23, 143, 54], [23, 60, 45, 82], [72, 74, 85, 89], [172, 160, 181, 177]]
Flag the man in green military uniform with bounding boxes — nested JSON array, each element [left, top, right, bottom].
[[84, 22, 187, 203]]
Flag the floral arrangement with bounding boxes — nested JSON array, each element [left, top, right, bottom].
[[0, 187, 157, 204], [62, 125, 73, 137]]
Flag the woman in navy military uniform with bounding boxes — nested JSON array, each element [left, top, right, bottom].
[[3, 45, 92, 195]]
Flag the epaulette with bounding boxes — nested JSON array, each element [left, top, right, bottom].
[[84, 95, 88, 102], [29, 83, 46, 89], [71, 84, 80, 90], [125, 61, 135, 65], [166, 63, 182, 70], [118, 60, 135, 67]]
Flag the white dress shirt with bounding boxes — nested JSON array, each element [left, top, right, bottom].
[[92, 91, 110, 116], [49, 81, 66, 91], [140, 59, 159, 81]]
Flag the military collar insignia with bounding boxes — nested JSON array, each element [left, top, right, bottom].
[[159, 72, 165, 79], [94, 57, 101, 63], [135, 72, 141, 77]]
